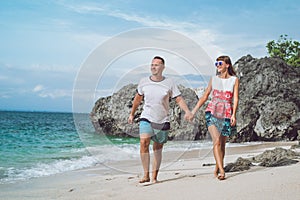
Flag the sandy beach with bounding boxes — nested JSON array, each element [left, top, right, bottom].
[[1, 141, 300, 200]]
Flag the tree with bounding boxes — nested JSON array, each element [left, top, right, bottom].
[[266, 34, 300, 67]]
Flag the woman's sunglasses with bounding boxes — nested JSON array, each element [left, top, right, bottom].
[[215, 61, 223, 67]]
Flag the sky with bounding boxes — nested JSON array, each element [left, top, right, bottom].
[[0, 0, 299, 113]]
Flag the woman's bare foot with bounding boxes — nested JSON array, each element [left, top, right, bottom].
[[214, 167, 219, 178], [139, 177, 150, 183], [217, 172, 225, 180]]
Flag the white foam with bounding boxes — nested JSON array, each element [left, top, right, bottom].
[[1, 141, 261, 184], [86, 144, 140, 163], [1, 156, 99, 184], [164, 140, 213, 152]]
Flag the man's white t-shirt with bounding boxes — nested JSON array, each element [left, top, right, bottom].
[[137, 76, 181, 124]]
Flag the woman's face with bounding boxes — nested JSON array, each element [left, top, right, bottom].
[[215, 60, 228, 73]]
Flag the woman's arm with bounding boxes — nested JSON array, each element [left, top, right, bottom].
[[231, 78, 239, 126], [191, 78, 212, 115]]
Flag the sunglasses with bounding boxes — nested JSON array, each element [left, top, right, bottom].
[[215, 61, 223, 67]]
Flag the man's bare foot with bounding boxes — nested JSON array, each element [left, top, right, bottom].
[[151, 179, 160, 184], [139, 177, 150, 183]]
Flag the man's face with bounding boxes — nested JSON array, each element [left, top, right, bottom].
[[151, 58, 164, 76]]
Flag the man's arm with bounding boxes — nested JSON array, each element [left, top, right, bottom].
[[175, 95, 193, 122], [128, 93, 143, 124]]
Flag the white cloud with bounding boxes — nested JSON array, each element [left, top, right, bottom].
[[1, 61, 79, 74], [38, 89, 72, 99], [0, 93, 10, 98], [63, 3, 225, 63], [33, 84, 45, 92], [65, 4, 107, 14], [66, 3, 206, 34], [66, 2, 271, 62], [33, 84, 71, 99], [29, 64, 79, 73]]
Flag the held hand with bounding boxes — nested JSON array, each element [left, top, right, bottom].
[[128, 114, 134, 124], [184, 111, 194, 123]]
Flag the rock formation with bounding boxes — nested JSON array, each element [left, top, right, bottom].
[[249, 147, 299, 167], [230, 55, 300, 142], [224, 157, 253, 172], [224, 147, 299, 172], [90, 55, 300, 142], [90, 84, 207, 140]]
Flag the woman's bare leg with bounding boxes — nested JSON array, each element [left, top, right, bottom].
[[219, 135, 227, 180], [220, 135, 227, 161], [208, 125, 225, 180]]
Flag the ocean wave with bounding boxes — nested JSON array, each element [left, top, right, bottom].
[[86, 144, 140, 162], [1, 141, 262, 184], [164, 140, 213, 152], [0, 155, 99, 184]]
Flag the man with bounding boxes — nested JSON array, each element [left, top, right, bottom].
[[128, 56, 193, 183]]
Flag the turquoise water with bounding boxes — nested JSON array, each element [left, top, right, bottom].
[[1, 111, 243, 184], [0, 111, 140, 183]]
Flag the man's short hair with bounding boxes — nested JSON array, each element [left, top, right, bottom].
[[153, 56, 165, 65]]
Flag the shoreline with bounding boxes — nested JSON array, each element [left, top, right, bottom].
[[1, 141, 299, 200]]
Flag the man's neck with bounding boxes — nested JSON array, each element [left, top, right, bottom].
[[150, 75, 164, 82]]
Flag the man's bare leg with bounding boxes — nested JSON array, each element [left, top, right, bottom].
[[152, 142, 163, 183], [139, 135, 151, 183]]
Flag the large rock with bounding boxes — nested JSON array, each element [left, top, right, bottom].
[[91, 55, 300, 142], [90, 84, 206, 140], [224, 147, 299, 172], [249, 147, 299, 167], [224, 157, 253, 172], [230, 55, 300, 142]]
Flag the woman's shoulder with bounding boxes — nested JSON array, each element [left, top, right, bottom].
[[231, 76, 239, 82], [228, 76, 238, 84], [230, 76, 238, 80]]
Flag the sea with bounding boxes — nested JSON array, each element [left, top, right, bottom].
[[0, 111, 248, 184]]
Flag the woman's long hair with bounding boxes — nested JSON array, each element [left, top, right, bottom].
[[216, 55, 236, 76]]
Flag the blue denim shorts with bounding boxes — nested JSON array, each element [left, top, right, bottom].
[[205, 111, 237, 137], [139, 120, 169, 144]]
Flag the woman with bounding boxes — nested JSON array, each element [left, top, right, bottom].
[[191, 55, 239, 180]]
